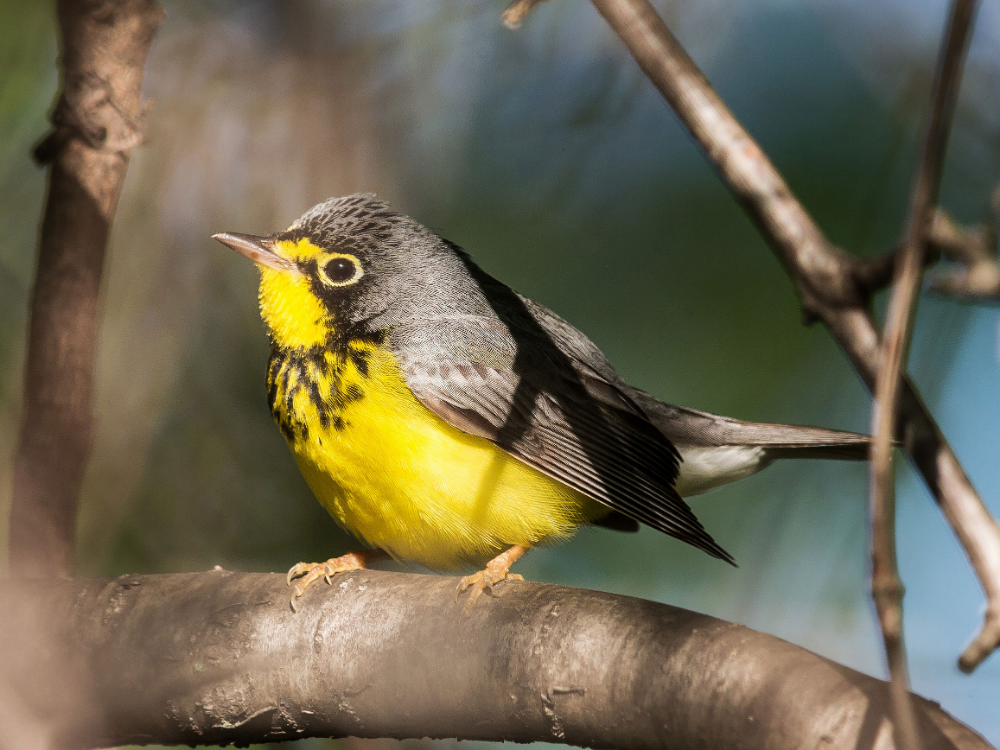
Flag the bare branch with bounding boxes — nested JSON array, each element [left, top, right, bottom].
[[551, 0, 1000, 671], [870, 3, 979, 747], [502, 0, 551, 29], [8, 0, 164, 576], [0, 570, 993, 749], [927, 201, 1000, 302], [851, 208, 998, 306]]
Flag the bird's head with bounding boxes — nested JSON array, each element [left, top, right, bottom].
[[213, 193, 453, 352]]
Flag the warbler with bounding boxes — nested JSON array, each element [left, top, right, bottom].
[[213, 194, 869, 610]]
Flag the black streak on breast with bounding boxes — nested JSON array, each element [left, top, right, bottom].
[[266, 329, 386, 442]]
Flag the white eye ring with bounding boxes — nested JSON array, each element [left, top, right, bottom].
[[319, 253, 363, 287]]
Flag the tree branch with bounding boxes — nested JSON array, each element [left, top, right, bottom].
[[502, 0, 549, 28], [926, 196, 1000, 303], [9, 0, 163, 576], [0, 570, 992, 749], [503, 0, 1000, 672], [869, 0, 976, 750], [851, 210, 995, 299], [870, 3, 978, 748]]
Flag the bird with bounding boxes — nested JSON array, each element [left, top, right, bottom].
[[213, 193, 870, 611]]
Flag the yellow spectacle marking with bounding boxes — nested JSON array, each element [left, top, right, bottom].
[[276, 237, 326, 260], [318, 252, 364, 287]]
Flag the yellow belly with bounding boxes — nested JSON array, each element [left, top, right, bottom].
[[277, 343, 605, 570]]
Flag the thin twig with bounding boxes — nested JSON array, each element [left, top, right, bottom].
[[8, 0, 163, 576], [850, 207, 999, 304], [870, 3, 979, 748], [507, 0, 1000, 672], [502, 0, 551, 29], [927, 197, 1000, 302]]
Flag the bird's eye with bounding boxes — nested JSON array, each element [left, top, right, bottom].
[[326, 258, 355, 282], [319, 254, 363, 286]]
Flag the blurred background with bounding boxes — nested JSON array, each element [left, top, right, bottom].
[[2, 0, 999, 746]]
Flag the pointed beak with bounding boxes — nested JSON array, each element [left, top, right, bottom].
[[211, 232, 299, 274]]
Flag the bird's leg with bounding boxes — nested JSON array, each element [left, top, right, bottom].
[[456, 544, 529, 615], [286, 549, 389, 610]]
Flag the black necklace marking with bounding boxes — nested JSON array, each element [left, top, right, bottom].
[[266, 326, 387, 442]]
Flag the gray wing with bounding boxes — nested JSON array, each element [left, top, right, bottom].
[[521, 294, 869, 459], [390, 311, 733, 564]]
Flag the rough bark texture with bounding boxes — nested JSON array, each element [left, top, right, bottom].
[[9, 0, 163, 576], [0, 570, 990, 749]]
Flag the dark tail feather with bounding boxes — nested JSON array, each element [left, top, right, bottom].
[[627, 387, 871, 459]]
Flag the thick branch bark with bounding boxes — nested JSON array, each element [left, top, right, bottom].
[[9, 0, 163, 576], [0, 570, 991, 750], [567, 0, 1000, 672]]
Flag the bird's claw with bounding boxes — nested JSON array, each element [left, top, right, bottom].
[[286, 561, 315, 587], [285, 553, 368, 611], [455, 567, 524, 616]]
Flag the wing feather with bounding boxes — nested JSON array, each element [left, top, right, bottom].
[[391, 313, 732, 564]]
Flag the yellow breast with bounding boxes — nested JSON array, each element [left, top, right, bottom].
[[268, 338, 605, 570]]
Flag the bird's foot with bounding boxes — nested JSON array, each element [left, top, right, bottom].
[[455, 544, 528, 616], [286, 549, 387, 611]]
